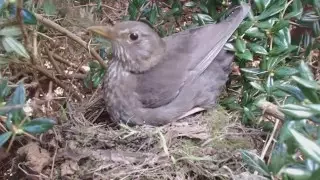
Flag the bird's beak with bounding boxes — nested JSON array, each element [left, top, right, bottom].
[[87, 26, 116, 40]]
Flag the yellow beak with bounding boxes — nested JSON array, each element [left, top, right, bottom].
[[87, 26, 116, 40]]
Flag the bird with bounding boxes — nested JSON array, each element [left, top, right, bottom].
[[87, 3, 250, 126]]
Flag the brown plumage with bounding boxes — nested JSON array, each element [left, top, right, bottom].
[[88, 4, 250, 126]]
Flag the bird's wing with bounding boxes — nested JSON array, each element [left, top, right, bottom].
[[136, 4, 250, 108]]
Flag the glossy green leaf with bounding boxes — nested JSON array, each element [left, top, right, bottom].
[[292, 76, 320, 90], [241, 68, 268, 75], [247, 43, 268, 55], [305, 158, 320, 172], [305, 104, 320, 112], [269, 45, 297, 56], [256, 18, 277, 29], [313, 21, 320, 37], [0, 131, 12, 147], [299, 61, 314, 81], [301, 11, 320, 22], [2, 36, 30, 58], [9, 7, 37, 25], [274, 67, 299, 78], [236, 49, 253, 61], [254, 0, 271, 13], [266, 74, 273, 95], [290, 129, 320, 164], [235, 38, 246, 53], [0, 26, 22, 36], [269, 142, 288, 174], [9, 83, 25, 105], [184, 1, 196, 7], [237, 21, 254, 35], [243, 106, 255, 121], [0, 79, 10, 101], [299, 86, 320, 104], [195, 14, 215, 25], [22, 118, 56, 134], [250, 82, 266, 92], [309, 168, 320, 180], [281, 166, 312, 180], [276, 84, 305, 101], [224, 43, 235, 51], [241, 150, 271, 177], [279, 120, 306, 143], [256, 0, 286, 20], [149, 4, 157, 24], [284, 0, 303, 19], [281, 104, 315, 119], [7, 109, 26, 126], [245, 27, 266, 39], [271, 20, 289, 33]]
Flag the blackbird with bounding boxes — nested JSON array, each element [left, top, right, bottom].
[[88, 3, 250, 126]]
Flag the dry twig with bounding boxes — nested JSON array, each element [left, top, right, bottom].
[[34, 14, 107, 69]]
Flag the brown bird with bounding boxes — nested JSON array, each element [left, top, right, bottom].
[[88, 4, 250, 126]]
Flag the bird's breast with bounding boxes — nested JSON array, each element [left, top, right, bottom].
[[103, 60, 140, 122]]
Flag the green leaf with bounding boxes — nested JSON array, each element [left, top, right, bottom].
[[299, 61, 314, 81], [281, 104, 315, 119], [250, 82, 266, 92], [309, 168, 320, 180], [271, 20, 289, 33], [292, 76, 320, 90], [9, 83, 25, 105], [0, 131, 12, 147], [301, 11, 320, 22], [269, 142, 288, 174], [43, 0, 56, 16], [245, 27, 266, 39], [22, 118, 56, 134], [290, 128, 320, 164], [0, 79, 10, 101], [305, 104, 320, 112], [243, 107, 255, 121], [276, 84, 305, 101], [254, 0, 271, 13], [235, 38, 246, 53], [241, 150, 271, 177], [269, 45, 297, 56], [2, 36, 30, 58], [236, 49, 253, 61], [7, 109, 26, 127], [313, 21, 320, 37], [9, 7, 37, 25], [256, 18, 277, 29], [194, 14, 215, 25], [149, 3, 157, 24], [305, 158, 320, 172], [284, 0, 303, 19], [237, 21, 254, 35], [256, 0, 286, 20], [247, 43, 268, 55], [184, 1, 196, 7], [0, 26, 22, 36], [281, 166, 312, 180], [274, 67, 299, 78], [241, 68, 268, 75]]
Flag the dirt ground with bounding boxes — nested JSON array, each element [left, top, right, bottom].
[[0, 1, 269, 179]]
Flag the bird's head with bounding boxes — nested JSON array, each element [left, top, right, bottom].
[[88, 21, 165, 73]]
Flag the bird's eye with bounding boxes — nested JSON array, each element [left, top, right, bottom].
[[129, 33, 139, 41]]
